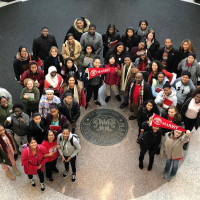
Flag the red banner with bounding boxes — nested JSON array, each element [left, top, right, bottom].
[[88, 67, 115, 79], [152, 114, 186, 132]]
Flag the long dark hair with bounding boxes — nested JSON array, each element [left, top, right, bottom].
[[44, 130, 57, 142], [142, 99, 160, 114]]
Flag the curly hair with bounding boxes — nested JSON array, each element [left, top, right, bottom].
[[192, 88, 200, 98]]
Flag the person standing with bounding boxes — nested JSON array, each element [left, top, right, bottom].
[[57, 128, 81, 182], [80, 24, 103, 55], [0, 125, 21, 180], [32, 27, 58, 62], [21, 137, 50, 191], [128, 72, 153, 120], [155, 38, 178, 73], [160, 129, 190, 181]]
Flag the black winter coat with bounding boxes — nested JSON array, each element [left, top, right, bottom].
[[139, 122, 162, 152], [144, 38, 160, 60], [121, 35, 140, 52], [43, 55, 64, 76], [58, 99, 80, 124], [155, 46, 178, 73], [102, 33, 121, 58], [32, 34, 58, 61], [27, 118, 47, 144]]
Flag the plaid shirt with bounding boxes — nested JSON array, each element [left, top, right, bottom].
[[39, 95, 61, 118]]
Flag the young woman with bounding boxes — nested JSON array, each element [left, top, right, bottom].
[[13, 46, 34, 82], [4, 104, 29, 153], [134, 52, 151, 81], [160, 129, 190, 181], [0, 125, 21, 180], [44, 66, 63, 96], [177, 39, 195, 65], [39, 88, 61, 118], [62, 33, 82, 65], [152, 72, 169, 98], [161, 106, 182, 135], [121, 27, 140, 52], [83, 57, 104, 108], [20, 78, 40, 116], [41, 130, 59, 181], [181, 88, 200, 131], [59, 75, 86, 107], [46, 104, 69, 133], [21, 137, 50, 191], [148, 60, 173, 85], [0, 96, 13, 125], [104, 55, 121, 102], [102, 24, 121, 58], [44, 46, 64, 76], [105, 42, 126, 66], [27, 113, 47, 144], [61, 57, 80, 81], [137, 100, 160, 137], [136, 20, 151, 40], [144, 30, 160, 60]]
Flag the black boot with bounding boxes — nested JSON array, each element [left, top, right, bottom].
[[139, 160, 143, 169], [148, 156, 154, 171]]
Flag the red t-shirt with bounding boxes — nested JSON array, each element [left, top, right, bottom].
[[41, 140, 59, 162], [132, 84, 141, 103]]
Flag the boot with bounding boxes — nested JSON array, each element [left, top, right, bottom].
[[12, 165, 21, 176], [148, 157, 154, 171], [139, 161, 143, 169], [6, 169, 16, 180]]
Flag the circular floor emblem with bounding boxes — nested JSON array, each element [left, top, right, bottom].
[[80, 109, 128, 146]]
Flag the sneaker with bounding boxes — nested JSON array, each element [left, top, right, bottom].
[[94, 100, 101, 106], [72, 173, 76, 183], [167, 175, 175, 182], [30, 179, 36, 187], [129, 115, 137, 120], [116, 95, 121, 102], [105, 96, 111, 103], [162, 171, 168, 179], [62, 170, 69, 179], [40, 183, 45, 192], [49, 177, 53, 182], [120, 103, 127, 109]]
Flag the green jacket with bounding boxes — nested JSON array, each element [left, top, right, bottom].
[[0, 104, 13, 125], [20, 87, 40, 110], [0, 146, 12, 166]]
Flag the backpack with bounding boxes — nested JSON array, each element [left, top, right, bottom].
[[60, 133, 80, 147]]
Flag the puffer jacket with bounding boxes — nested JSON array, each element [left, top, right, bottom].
[[160, 131, 189, 159], [177, 58, 200, 85]]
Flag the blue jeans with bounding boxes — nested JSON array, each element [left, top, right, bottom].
[[164, 158, 179, 176]]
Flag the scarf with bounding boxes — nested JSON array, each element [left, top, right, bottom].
[[128, 80, 144, 108], [0, 132, 15, 154], [45, 66, 58, 88], [121, 63, 132, 91], [16, 52, 29, 61], [67, 41, 75, 57], [137, 27, 149, 37]]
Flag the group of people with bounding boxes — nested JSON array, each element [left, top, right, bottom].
[[0, 17, 200, 192]]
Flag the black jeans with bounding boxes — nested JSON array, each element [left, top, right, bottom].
[[183, 116, 196, 131], [28, 169, 44, 183], [139, 147, 155, 166], [86, 85, 99, 103], [46, 158, 58, 178], [64, 156, 76, 174]]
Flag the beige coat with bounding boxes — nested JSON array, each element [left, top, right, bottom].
[[62, 40, 82, 65], [160, 131, 190, 159]]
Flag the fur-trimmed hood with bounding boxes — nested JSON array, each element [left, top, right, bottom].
[[74, 18, 90, 33]]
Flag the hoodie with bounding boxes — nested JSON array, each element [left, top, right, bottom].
[[155, 87, 177, 114]]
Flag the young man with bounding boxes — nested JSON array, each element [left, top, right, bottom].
[[155, 38, 178, 73], [172, 71, 196, 111], [32, 27, 58, 62], [80, 24, 103, 55], [155, 82, 177, 115], [57, 128, 81, 182]]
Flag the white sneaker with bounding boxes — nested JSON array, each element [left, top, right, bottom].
[[30, 179, 36, 187], [72, 173, 76, 183], [40, 183, 45, 192], [62, 170, 69, 179]]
